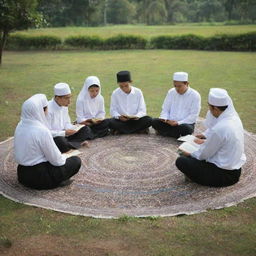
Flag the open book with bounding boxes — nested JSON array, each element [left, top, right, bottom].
[[63, 149, 82, 158], [177, 135, 200, 154], [91, 118, 104, 124], [73, 124, 85, 132]]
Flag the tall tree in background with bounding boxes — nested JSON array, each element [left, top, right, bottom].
[[107, 0, 135, 24], [0, 0, 41, 65], [146, 0, 167, 25], [238, 0, 256, 22], [198, 0, 225, 22]]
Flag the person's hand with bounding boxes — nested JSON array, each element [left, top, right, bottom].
[[160, 118, 167, 123], [65, 129, 77, 136], [119, 115, 129, 122], [194, 138, 205, 145], [195, 134, 206, 139], [166, 120, 178, 126]]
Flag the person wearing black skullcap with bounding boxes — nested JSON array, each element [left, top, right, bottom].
[[109, 71, 152, 134]]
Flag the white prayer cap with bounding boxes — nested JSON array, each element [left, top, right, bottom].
[[54, 83, 71, 96], [173, 72, 188, 82], [208, 88, 229, 106]]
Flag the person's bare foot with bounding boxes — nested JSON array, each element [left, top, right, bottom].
[[81, 141, 90, 147]]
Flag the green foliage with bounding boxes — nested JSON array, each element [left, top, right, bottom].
[[204, 32, 256, 51], [36, 0, 256, 26], [5, 32, 256, 51], [106, 0, 136, 24], [0, 0, 41, 32], [6, 34, 62, 49], [150, 34, 204, 49], [150, 32, 256, 51], [103, 34, 147, 49], [64, 35, 103, 49]]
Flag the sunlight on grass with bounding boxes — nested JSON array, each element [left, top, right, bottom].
[[11, 24, 256, 39]]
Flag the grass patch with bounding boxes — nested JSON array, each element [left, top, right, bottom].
[[0, 50, 255, 141], [0, 49, 256, 255], [11, 24, 256, 40]]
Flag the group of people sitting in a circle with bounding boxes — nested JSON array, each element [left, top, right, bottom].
[[14, 70, 246, 190]]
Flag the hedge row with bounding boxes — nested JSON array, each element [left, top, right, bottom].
[[6, 32, 256, 51]]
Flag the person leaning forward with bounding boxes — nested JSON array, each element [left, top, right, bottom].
[[152, 72, 201, 138], [109, 71, 152, 134], [14, 94, 81, 190], [176, 88, 246, 187], [47, 82, 94, 153]]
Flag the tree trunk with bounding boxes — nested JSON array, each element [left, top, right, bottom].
[[0, 30, 8, 66]]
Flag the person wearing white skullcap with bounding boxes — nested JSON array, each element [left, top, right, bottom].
[[176, 88, 246, 187], [14, 94, 81, 189], [109, 71, 152, 134], [47, 82, 94, 153], [76, 76, 110, 138], [152, 71, 201, 138]]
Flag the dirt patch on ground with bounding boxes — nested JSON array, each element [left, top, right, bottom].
[[0, 234, 143, 256]]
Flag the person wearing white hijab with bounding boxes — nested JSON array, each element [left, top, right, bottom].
[[152, 72, 201, 138], [176, 88, 246, 187], [47, 82, 94, 153], [14, 94, 81, 190], [76, 76, 110, 138], [109, 71, 152, 134]]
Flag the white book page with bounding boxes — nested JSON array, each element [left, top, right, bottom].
[[63, 149, 82, 158], [178, 141, 200, 154], [73, 124, 85, 132], [177, 134, 196, 143]]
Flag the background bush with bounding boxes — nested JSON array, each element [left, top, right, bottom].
[[64, 36, 103, 49], [6, 32, 256, 51], [103, 34, 147, 50], [150, 32, 256, 51], [150, 34, 204, 49], [6, 35, 62, 50]]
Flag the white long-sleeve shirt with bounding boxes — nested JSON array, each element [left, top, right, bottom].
[[76, 96, 105, 123], [160, 87, 201, 124], [110, 86, 147, 118], [15, 119, 66, 167], [191, 110, 246, 170], [47, 99, 75, 137]]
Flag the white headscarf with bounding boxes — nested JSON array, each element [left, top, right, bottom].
[[204, 88, 239, 130], [19, 94, 50, 129], [76, 76, 103, 120]]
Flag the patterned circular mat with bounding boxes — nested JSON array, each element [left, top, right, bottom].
[[1, 120, 256, 218]]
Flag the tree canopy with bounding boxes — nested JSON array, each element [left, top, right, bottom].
[[37, 0, 256, 27]]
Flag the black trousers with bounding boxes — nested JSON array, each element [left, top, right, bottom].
[[54, 126, 95, 153], [152, 118, 195, 138], [17, 156, 81, 190], [109, 116, 152, 134], [89, 119, 110, 138], [175, 155, 241, 187]]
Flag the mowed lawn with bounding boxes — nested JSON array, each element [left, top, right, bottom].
[[0, 49, 255, 140], [0, 49, 256, 256], [12, 24, 256, 39]]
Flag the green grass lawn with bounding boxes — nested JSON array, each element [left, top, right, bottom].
[[12, 24, 256, 39], [0, 49, 256, 255]]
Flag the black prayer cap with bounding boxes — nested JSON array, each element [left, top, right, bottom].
[[116, 71, 131, 83]]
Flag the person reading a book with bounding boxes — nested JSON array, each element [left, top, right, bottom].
[[152, 72, 201, 138], [176, 88, 246, 187], [76, 76, 110, 138], [47, 82, 94, 153], [109, 71, 152, 134], [14, 94, 81, 189]]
